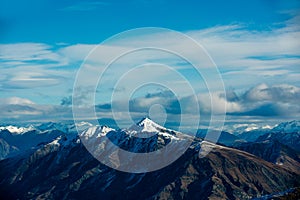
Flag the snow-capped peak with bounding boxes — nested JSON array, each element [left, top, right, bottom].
[[75, 121, 93, 127], [126, 117, 182, 140], [136, 117, 164, 133], [125, 117, 173, 139], [80, 125, 114, 139], [0, 125, 35, 134], [273, 120, 300, 133]]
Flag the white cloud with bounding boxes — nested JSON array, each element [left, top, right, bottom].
[[0, 65, 72, 90], [107, 83, 300, 118], [0, 83, 299, 125], [0, 43, 65, 65], [0, 97, 35, 105], [0, 12, 299, 122], [1, 13, 299, 93], [243, 83, 300, 103]]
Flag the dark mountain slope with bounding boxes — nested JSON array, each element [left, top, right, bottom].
[[0, 125, 299, 199], [234, 140, 300, 174]]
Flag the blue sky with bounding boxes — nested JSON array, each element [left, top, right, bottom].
[[0, 0, 300, 127], [1, 0, 299, 43]]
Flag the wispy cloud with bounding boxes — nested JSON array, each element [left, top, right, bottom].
[[1, 83, 298, 127], [0, 12, 300, 124], [96, 83, 300, 119], [0, 43, 65, 65], [60, 12, 300, 93], [0, 43, 74, 92], [1, 12, 299, 92]]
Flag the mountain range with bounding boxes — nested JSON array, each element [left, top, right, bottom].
[[0, 118, 299, 199]]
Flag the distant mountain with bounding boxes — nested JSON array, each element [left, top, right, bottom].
[[230, 120, 300, 173], [251, 120, 300, 152], [237, 129, 271, 142], [0, 125, 35, 134], [0, 118, 299, 200], [0, 137, 19, 160], [0, 121, 93, 135], [0, 122, 92, 160], [199, 121, 297, 145], [0, 128, 65, 160], [223, 123, 273, 136], [272, 120, 300, 133], [256, 131, 300, 152], [197, 129, 241, 146], [233, 120, 300, 144], [234, 140, 300, 173]]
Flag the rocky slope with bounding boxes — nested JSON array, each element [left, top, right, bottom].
[[0, 118, 299, 199], [234, 140, 300, 174], [0, 122, 92, 160]]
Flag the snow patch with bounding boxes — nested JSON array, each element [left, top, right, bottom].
[[0, 125, 34, 134]]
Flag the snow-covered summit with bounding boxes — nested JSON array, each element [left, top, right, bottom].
[[0, 121, 93, 135], [79, 117, 183, 144], [137, 117, 164, 131], [128, 117, 164, 136], [223, 123, 274, 135], [273, 120, 300, 133], [0, 125, 35, 134], [127, 117, 180, 139], [80, 125, 114, 139]]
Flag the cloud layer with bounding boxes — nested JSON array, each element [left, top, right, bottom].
[[2, 83, 298, 125], [0, 12, 299, 125], [1, 13, 299, 95]]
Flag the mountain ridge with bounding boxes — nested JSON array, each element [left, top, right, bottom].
[[0, 118, 299, 199]]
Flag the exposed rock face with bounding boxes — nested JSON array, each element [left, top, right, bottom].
[[0, 118, 299, 200], [0, 122, 93, 160], [256, 131, 300, 152], [234, 140, 300, 174]]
